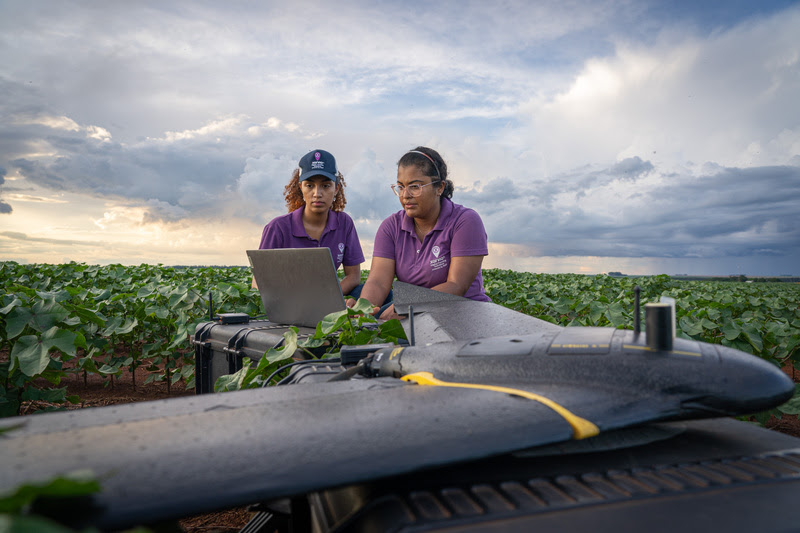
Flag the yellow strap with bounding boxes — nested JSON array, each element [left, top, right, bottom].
[[401, 371, 599, 440]]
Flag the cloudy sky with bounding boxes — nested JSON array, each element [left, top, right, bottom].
[[1, 0, 798, 276]]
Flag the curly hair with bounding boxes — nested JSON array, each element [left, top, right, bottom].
[[397, 146, 454, 199], [284, 169, 348, 212]]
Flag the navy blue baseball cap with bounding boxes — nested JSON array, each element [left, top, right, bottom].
[[299, 149, 338, 182]]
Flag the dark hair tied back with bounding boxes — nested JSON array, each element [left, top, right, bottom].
[[397, 146, 454, 200]]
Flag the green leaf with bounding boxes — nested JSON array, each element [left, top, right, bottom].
[[319, 309, 351, 336], [217, 282, 241, 298], [298, 336, 326, 349], [777, 385, 800, 415], [64, 303, 106, 328], [10, 327, 78, 377], [740, 322, 764, 353], [378, 318, 407, 341], [604, 301, 627, 328], [351, 297, 375, 315], [21, 386, 68, 403], [215, 358, 253, 392], [35, 289, 72, 304], [30, 299, 70, 332], [721, 320, 742, 341], [136, 284, 157, 298], [97, 364, 122, 375], [0, 297, 23, 315], [260, 329, 299, 366], [115, 317, 138, 335], [351, 329, 377, 344], [679, 316, 704, 337], [6, 306, 34, 339], [553, 297, 574, 315], [588, 301, 605, 325], [0, 469, 100, 514]]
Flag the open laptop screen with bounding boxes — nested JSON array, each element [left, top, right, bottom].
[[246, 248, 346, 327]]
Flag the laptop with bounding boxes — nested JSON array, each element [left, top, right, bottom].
[[246, 248, 347, 327]]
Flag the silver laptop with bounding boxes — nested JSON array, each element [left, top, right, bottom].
[[247, 248, 346, 327]]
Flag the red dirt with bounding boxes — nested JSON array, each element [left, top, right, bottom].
[[8, 353, 800, 532]]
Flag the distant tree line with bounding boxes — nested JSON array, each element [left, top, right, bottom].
[[608, 272, 799, 283]]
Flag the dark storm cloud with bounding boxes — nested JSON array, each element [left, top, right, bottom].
[[457, 177, 518, 215], [608, 157, 654, 180], [571, 157, 655, 198], [472, 160, 800, 260], [459, 158, 653, 214], [0, 165, 10, 214], [0, 72, 306, 223], [11, 135, 240, 205], [1, 110, 297, 222], [10, 146, 240, 219]]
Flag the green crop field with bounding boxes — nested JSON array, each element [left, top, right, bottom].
[[2, 261, 799, 421]]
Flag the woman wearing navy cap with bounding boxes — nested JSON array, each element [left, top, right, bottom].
[[358, 146, 490, 320], [255, 149, 364, 296]]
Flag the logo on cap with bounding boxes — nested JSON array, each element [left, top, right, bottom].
[[299, 149, 337, 182]]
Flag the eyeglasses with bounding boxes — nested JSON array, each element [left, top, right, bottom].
[[391, 181, 440, 197]]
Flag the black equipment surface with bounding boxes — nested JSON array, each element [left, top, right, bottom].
[[309, 418, 800, 532], [0, 284, 797, 532], [192, 319, 320, 394]]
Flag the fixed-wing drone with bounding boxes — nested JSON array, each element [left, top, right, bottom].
[[1, 282, 798, 532]]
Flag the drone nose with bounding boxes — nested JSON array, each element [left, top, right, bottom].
[[708, 344, 795, 413]]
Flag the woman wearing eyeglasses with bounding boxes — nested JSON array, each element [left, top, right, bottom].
[[358, 146, 490, 320]]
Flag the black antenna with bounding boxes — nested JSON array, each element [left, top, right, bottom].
[[633, 285, 641, 337], [408, 305, 415, 346], [208, 291, 214, 320]]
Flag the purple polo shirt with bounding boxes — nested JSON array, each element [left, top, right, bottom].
[[373, 198, 490, 301], [259, 207, 365, 269]]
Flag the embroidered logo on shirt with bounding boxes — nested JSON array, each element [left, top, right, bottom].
[[430, 245, 447, 271], [338, 242, 345, 252]]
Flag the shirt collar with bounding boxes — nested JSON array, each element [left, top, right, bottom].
[[400, 197, 453, 234], [291, 206, 339, 239]]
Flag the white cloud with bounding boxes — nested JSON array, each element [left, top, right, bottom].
[[11, 114, 82, 131], [236, 152, 300, 216], [1, 1, 799, 274], [86, 125, 112, 141], [6, 193, 68, 204], [513, 6, 800, 177], [157, 116, 246, 142]]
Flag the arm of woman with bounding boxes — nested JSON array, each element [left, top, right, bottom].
[[432, 255, 485, 296], [340, 264, 361, 296], [359, 256, 396, 313]]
